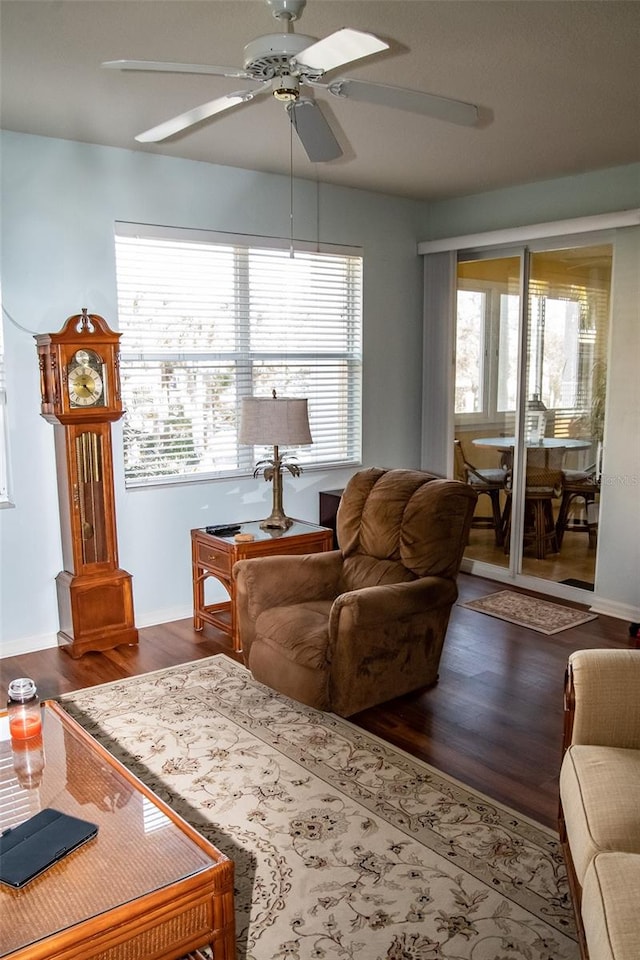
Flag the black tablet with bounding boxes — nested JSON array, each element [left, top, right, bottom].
[[0, 807, 98, 888]]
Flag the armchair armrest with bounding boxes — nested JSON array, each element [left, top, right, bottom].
[[234, 551, 343, 613], [327, 576, 458, 716], [330, 576, 457, 630], [564, 649, 640, 750], [234, 551, 343, 659]]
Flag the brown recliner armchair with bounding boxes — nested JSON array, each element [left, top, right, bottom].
[[233, 468, 477, 717]]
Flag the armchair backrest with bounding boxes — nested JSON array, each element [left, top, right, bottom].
[[336, 468, 477, 589]]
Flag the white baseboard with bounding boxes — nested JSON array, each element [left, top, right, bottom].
[[135, 605, 192, 628], [2, 632, 58, 658], [1, 606, 193, 660], [588, 596, 640, 624]]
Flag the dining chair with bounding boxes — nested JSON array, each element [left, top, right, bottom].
[[453, 439, 508, 546], [502, 447, 564, 559], [555, 464, 599, 549]]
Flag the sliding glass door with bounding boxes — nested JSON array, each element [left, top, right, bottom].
[[454, 255, 520, 571], [454, 243, 611, 592]]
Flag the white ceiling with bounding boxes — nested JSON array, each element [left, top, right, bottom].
[[2, 0, 639, 201]]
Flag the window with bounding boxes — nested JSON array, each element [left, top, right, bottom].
[[455, 255, 521, 421], [454, 290, 485, 414], [114, 225, 363, 487]]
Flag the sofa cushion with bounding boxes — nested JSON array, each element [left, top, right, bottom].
[[582, 853, 640, 960], [559, 745, 640, 884]]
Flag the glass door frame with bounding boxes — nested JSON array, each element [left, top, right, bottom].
[[507, 246, 529, 578], [454, 231, 612, 602], [455, 245, 528, 580]]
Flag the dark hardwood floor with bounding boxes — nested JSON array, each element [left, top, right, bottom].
[[1, 573, 632, 830]]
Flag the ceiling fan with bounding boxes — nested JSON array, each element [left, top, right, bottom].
[[103, 0, 479, 163]]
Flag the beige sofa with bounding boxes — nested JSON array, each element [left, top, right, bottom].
[[559, 649, 640, 960]]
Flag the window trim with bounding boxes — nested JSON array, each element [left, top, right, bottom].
[[116, 220, 361, 260], [418, 210, 640, 255]]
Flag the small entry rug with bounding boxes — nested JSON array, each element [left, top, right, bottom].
[[560, 578, 595, 592], [460, 590, 597, 635], [61, 655, 578, 960]]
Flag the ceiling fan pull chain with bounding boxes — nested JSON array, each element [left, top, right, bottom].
[[289, 120, 295, 258]]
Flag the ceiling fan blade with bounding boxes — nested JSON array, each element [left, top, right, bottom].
[[325, 78, 479, 127], [287, 99, 342, 162], [136, 88, 268, 142], [293, 28, 388, 74], [102, 60, 253, 80]]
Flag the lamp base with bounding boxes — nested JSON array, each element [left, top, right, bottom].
[[259, 512, 294, 531], [257, 448, 296, 531]]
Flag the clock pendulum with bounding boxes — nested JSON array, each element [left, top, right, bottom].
[[35, 310, 138, 657]]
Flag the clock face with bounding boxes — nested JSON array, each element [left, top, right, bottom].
[[68, 350, 105, 408]]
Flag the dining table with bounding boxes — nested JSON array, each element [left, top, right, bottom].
[[472, 437, 592, 450], [472, 436, 592, 468], [471, 437, 593, 559]]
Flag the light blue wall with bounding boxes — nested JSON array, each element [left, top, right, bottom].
[[420, 162, 640, 239], [0, 131, 424, 652], [595, 226, 640, 620]]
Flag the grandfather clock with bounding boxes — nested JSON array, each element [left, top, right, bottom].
[[35, 310, 138, 658]]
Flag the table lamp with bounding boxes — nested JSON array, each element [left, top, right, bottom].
[[239, 390, 312, 530]]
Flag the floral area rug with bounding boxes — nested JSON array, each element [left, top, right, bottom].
[[61, 655, 578, 960], [460, 590, 597, 635]]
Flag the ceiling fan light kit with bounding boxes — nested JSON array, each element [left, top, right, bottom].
[[103, 0, 480, 160], [272, 73, 301, 103]]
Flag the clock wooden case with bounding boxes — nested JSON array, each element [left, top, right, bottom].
[[35, 310, 138, 658]]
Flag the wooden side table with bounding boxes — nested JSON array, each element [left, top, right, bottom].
[[191, 520, 334, 652], [319, 488, 344, 549]]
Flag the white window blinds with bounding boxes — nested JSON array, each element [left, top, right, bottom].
[[527, 259, 610, 443], [114, 226, 362, 486]]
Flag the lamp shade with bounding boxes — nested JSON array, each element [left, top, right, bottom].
[[239, 396, 312, 447]]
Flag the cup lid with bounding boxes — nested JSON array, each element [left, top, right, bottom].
[[8, 678, 37, 701]]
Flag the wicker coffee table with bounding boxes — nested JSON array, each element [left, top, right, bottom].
[[0, 701, 235, 959]]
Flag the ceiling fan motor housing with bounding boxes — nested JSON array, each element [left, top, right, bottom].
[[243, 33, 321, 80]]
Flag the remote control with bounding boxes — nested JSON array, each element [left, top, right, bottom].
[[205, 524, 242, 536]]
